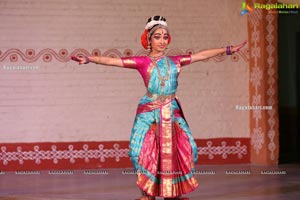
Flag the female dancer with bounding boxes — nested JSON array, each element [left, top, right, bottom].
[[72, 15, 246, 200]]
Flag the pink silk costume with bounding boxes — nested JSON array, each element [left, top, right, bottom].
[[121, 55, 198, 198]]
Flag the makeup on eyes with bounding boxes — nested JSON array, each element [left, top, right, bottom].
[[153, 34, 169, 40]]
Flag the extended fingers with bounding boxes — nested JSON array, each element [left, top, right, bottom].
[[71, 55, 85, 65], [233, 41, 247, 52]]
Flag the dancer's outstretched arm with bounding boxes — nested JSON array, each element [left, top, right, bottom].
[[71, 55, 123, 67], [191, 40, 247, 63]]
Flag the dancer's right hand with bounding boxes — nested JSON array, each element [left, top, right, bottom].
[[71, 55, 88, 65]]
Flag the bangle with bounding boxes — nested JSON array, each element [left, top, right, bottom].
[[84, 55, 90, 64], [226, 46, 232, 55]]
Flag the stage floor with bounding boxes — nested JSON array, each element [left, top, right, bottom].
[[0, 164, 299, 200]]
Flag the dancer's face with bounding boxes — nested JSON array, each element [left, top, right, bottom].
[[150, 28, 169, 54]]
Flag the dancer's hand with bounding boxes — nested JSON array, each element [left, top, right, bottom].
[[71, 55, 88, 65], [231, 40, 247, 53]]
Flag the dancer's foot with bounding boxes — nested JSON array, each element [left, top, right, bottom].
[[137, 189, 155, 200], [137, 195, 155, 200]]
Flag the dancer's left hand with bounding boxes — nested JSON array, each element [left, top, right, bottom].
[[231, 40, 247, 53]]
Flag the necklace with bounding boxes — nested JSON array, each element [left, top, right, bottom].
[[149, 52, 165, 59], [150, 56, 170, 87]]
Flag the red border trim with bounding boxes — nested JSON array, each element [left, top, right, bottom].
[[0, 138, 250, 171]]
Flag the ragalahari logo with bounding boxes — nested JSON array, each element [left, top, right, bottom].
[[240, 2, 254, 16]]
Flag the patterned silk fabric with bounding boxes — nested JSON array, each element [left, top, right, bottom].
[[121, 55, 198, 197]]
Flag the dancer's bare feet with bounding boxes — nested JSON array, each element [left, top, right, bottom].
[[137, 189, 155, 200], [137, 195, 155, 200]]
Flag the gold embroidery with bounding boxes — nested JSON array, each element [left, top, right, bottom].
[[122, 58, 136, 69], [160, 102, 173, 196], [180, 56, 191, 66], [146, 62, 155, 87], [176, 63, 181, 74]]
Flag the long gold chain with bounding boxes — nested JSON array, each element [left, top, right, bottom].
[[150, 56, 170, 87]]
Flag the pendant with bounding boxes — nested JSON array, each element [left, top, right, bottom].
[[159, 96, 166, 102], [160, 81, 165, 87]]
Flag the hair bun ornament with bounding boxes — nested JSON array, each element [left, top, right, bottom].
[[145, 15, 167, 30], [141, 29, 149, 49]]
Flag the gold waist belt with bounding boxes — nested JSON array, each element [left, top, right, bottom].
[[146, 92, 176, 103]]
